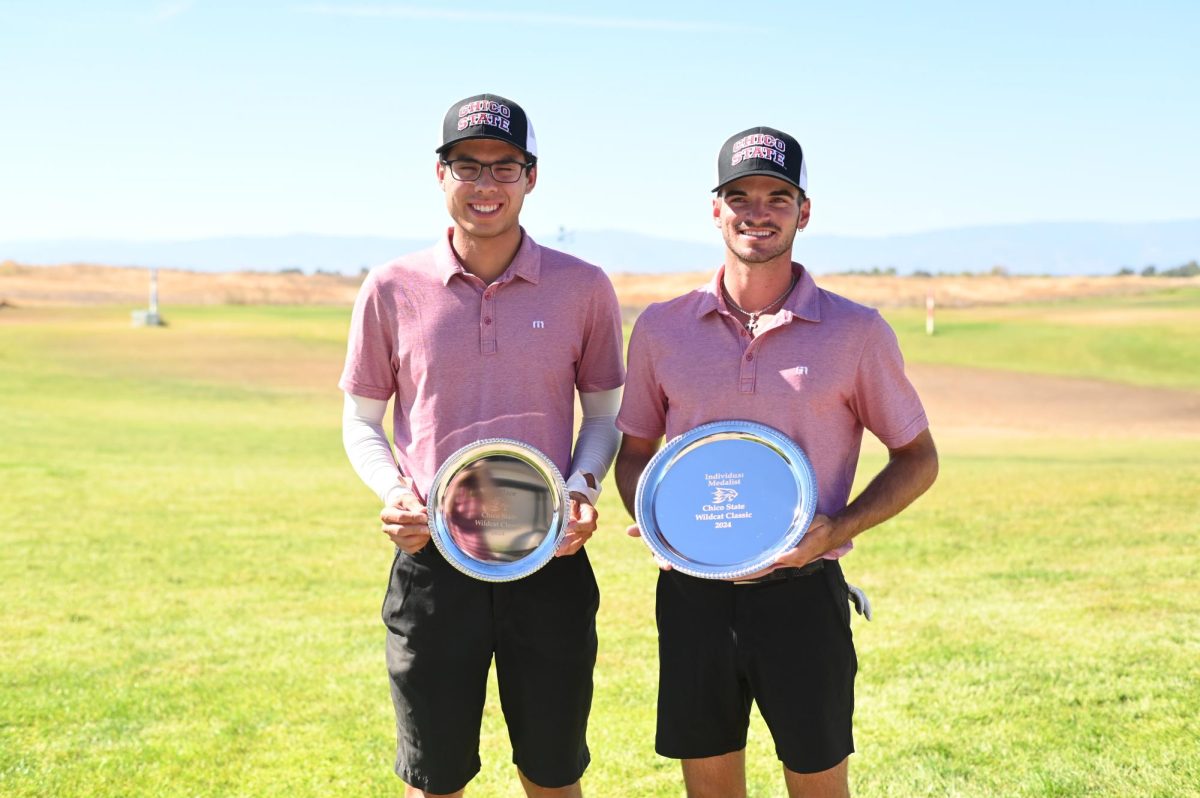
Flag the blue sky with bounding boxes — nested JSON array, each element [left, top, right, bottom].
[[2, 1, 1198, 244]]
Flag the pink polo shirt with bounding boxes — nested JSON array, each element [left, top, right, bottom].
[[340, 228, 626, 500], [617, 264, 928, 558]]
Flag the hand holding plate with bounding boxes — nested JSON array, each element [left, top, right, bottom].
[[556, 492, 597, 557], [381, 489, 430, 554], [770, 513, 839, 570]]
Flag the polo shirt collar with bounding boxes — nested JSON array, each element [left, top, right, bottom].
[[697, 263, 822, 323], [435, 227, 543, 286]]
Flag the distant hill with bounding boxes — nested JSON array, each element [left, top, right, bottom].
[[3, 220, 1196, 276], [786, 220, 1200, 277]]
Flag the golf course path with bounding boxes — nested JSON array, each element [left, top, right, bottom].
[[909, 363, 1200, 438]]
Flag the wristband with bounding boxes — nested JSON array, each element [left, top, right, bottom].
[[384, 483, 418, 507], [566, 472, 601, 506]]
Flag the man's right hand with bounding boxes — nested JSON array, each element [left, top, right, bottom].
[[381, 488, 430, 554]]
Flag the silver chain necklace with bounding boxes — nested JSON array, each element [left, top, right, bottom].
[[722, 274, 797, 333]]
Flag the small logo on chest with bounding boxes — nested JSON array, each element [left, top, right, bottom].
[[532, 320, 545, 329]]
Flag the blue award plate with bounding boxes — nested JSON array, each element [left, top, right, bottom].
[[635, 420, 818, 580], [427, 439, 569, 582]]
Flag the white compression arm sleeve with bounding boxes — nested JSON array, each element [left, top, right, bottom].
[[344, 390, 619, 504], [566, 387, 622, 502], [342, 392, 409, 503]]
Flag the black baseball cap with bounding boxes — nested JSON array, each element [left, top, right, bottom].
[[713, 126, 806, 194], [436, 93, 538, 163]]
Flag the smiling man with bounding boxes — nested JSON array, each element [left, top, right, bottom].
[[614, 126, 939, 798], [339, 94, 625, 798]]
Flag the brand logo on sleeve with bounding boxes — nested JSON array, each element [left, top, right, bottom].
[[532, 320, 545, 329]]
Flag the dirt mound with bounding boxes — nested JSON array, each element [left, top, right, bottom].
[[0, 262, 361, 306], [610, 271, 1200, 311], [4, 260, 1196, 309]]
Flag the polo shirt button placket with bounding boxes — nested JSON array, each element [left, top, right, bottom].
[[481, 287, 497, 354], [739, 348, 757, 393]]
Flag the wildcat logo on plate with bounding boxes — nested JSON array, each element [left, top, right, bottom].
[[711, 487, 739, 504]]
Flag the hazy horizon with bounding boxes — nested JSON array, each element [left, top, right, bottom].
[[2, 2, 1198, 245], [5, 218, 1198, 277]]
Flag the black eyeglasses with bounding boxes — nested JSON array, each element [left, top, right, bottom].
[[440, 158, 532, 184]]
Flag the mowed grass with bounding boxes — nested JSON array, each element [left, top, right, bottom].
[[887, 286, 1200, 390], [2, 296, 1198, 797]]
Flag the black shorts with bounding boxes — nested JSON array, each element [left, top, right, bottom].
[[655, 559, 857, 774], [382, 544, 599, 794]]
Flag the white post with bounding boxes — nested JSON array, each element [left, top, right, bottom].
[[133, 267, 164, 326], [925, 293, 935, 336]]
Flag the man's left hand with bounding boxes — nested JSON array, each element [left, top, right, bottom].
[[771, 513, 844, 570], [556, 492, 598, 557], [724, 514, 838, 581]]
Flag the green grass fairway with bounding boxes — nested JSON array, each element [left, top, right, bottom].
[[888, 286, 1200, 390], [2, 296, 1198, 797]]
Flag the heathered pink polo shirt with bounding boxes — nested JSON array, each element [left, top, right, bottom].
[[340, 228, 625, 500], [617, 264, 928, 558]]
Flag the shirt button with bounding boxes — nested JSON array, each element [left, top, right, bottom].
[[745, 353, 754, 362], [484, 317, 492, 325]]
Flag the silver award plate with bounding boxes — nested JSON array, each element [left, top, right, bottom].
[[427, 438, 569, 582], [635, 420, 818, 580]]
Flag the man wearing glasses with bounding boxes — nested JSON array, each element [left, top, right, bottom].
[[339, 94, 625, 797]]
